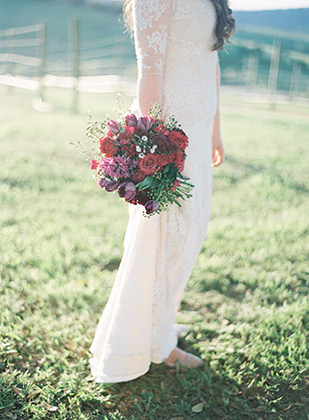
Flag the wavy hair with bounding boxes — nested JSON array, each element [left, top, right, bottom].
[[122, 0, 236, 52]]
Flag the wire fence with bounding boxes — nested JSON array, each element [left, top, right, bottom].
[[0, 18, 308, 112]]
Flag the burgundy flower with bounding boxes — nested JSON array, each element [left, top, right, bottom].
[[130, 192, 148, 205], [97, 177, 108, 188], [107, 119, 121, 135], [150, 133, 170, 153], [137, 116, 153, 131], [105, 180, 119, 192], [125, 114, 138, 127], [145, 200, 159, 214], [131, 169, 146, 183], [117, 181, 136, 202]]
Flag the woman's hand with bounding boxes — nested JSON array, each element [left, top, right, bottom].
[[212, 133, 225, 167], [212, 56, 224, 168]]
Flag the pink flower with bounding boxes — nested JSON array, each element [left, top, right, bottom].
[[99, 155, 137, 179]]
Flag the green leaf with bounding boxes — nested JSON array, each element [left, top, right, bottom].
[[150, 178, 160, 189], [137, 176, 154, 191], [192, 402, 204, 413], [163, 164, 171, 175]]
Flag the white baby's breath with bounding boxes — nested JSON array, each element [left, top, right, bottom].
[[138, 153, 145, 158], [141, 135, 148, 141], [136, 145, 142, 152]]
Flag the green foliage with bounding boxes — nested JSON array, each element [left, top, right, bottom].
[[0, 87, 308, 420]]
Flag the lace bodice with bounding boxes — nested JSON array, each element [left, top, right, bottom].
[[133, 0, 217, 73]]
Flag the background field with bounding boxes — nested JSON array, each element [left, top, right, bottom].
[[0, 86, 308, 419], [1, 0, 309, 96]]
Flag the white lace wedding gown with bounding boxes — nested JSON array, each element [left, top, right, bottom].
[[89, 0, 218, 383]]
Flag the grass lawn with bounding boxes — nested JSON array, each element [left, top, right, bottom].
[[0, 86, 308, 420]]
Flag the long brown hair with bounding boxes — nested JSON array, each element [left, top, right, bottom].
[[122, 0, 236, 52]]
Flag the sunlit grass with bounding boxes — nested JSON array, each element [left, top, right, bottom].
[[0, 87, 308, 420]]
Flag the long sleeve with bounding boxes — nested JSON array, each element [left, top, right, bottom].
[[133, 0, 173, 116]]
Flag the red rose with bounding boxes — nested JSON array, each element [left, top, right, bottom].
[[174, 150, 185, 171], [150, 133, 170, 153], [157, 154, 169, 169], [167, 141, 180, 153], [131, 169, 146, 183], [138, 153, 158, 175], [168, 152, 176, 164], [168, 150, 185, 171], [100, 137, 118, 156], [169, 130, 189, 150]]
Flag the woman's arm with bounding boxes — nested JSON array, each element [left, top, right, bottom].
[[133, 0, 173, 116], [212, 55, 225, 167], [137, 74, 164, 117]]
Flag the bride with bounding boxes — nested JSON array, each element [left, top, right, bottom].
[[89, 0, 235, 383]]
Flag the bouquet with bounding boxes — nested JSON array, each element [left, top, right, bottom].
[[86, 102, 194, 217]]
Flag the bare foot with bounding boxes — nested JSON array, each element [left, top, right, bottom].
[[163, 347, 203, 368]]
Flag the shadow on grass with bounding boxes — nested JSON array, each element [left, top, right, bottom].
[[1, 332, 307, 420], [103, 259, 121, 272], [89, 338, 309, 420]]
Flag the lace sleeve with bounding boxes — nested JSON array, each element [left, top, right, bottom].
[[133, 0, 173, 115], [133, 0, 173, 76]]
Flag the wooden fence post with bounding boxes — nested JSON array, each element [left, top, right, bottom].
[[289, 62, 301, 99], [268, 38, 281, 104], [7, 28, 14, 93], [70, 16, 80, 113], [246, 51, 258, 89], [37, 22, 46, 102]]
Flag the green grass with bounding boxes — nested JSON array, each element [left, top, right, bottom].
[[0, 87, 308, 420]]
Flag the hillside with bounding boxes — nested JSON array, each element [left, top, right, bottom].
[[0, 1, 308, 95], [234, 8, 309, 34]]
